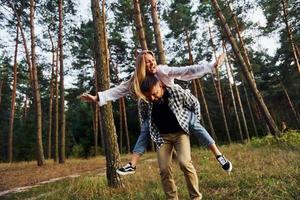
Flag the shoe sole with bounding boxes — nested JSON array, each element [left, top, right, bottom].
[[116, 169, 136, 176]]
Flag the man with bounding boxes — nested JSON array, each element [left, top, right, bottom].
[[138, 75, 204, 200]]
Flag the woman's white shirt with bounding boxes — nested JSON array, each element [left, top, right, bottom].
[[97, 61, 214, 106]]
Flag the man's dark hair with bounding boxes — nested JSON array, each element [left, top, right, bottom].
[[140, 75, 159, 93]]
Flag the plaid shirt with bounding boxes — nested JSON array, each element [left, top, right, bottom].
[[138, 84, 201, 148]]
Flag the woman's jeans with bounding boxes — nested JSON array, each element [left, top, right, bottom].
[[132, 111, 215, 155]]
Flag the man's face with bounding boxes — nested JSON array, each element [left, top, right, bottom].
[[144, 53, 157, 74], [145, 82, 164, 102]]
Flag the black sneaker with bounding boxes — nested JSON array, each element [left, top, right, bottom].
[[216, 155, 232, 172], [116, 162, 136, 175]]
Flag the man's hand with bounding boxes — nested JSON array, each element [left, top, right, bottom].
[[214, 52, 226, 70], [79, 93, 98, 103]]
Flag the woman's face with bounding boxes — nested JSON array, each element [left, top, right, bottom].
[[144, 53, 157, 74]]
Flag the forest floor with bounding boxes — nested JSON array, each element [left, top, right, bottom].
[[0, 131, 299, 200], [0, 156, 107, 193], [0, 153, 155, 196]]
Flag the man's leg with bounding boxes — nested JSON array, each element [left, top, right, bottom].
[[158, 134, 178, 200], [174, 132, 202, 200]]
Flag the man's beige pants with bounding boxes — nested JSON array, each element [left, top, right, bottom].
[[157, 132, 202, 200]]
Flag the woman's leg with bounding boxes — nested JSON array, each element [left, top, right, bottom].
[[131, 120, 150, 166], [189, 112, 219, 155], [189, 112, 232, 172], [116, 120, 150, 175]]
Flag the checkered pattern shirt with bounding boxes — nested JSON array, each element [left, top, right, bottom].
[[138, 84, 201, 148]]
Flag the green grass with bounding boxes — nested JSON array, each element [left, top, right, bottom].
[[2, 131, 300, 200]]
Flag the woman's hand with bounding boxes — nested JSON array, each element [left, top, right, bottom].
[[214, 52, 226, 70], [79, 93, 98, 103]]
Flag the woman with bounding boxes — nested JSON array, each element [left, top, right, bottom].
[[80, 50, 232, 175]]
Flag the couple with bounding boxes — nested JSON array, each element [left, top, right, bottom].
[[81, 50, 232, 200]]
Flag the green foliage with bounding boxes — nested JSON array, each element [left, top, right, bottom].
[[70, 144, 85, 158], [251, 130, 300, 149]]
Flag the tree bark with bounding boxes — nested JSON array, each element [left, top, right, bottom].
[[30, 0, 45, 166], [133, 0, 148, 50], [93, 61, 99, 156], [121, 97, 130, 153], [54, 48, 59, 162], [8, 25, 19, 163], [91, 0, 121, 187], [58, 0, 65, 164], [47, 25, 55, 159], [150, 0, 166, 64], [118, 98, 123, 154], [0, 79, 3, 110], [211, 0, 280, 136]]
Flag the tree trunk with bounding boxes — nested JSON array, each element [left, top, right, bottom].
[[11, 4, 33, 88], [281, 83, 300, 128], [54, 48, 59, 162], [150, 0, 166, 64], [118, 99, 123, 154], [47, 26, 55, 159], [211, 0, 280, 136], [0, 79, 3, 109], [8, 25, 19, 163], [281, 0, 300, 74], [223, 43, 250, 141], [206, 26, 231, 142], [121, 97, 130, 153], [58, 0, 65, 164], [30, 0, 45, 166], [234, 83, 250, 141], [23, 95, 28, 123], [91, 0, 121, 187], [224, 48, 243, 142], [95, 105, 100, 155], [94, 58, 104, 151], [133, 0, 148, 50], [91, 103, 98, 156], [93, 61, 99, 156], [226, 1, 255, 80], [243, 83, 258, 137]]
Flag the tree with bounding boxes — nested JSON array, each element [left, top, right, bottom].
[[150, 0, 166, 64], [133, 0, 148, 50], [29, 0, 46, 165], [91, 0, 121, 187], [210, 0, 280, 136], [7, 25, 19, 163], [58, 0, 65, 164]]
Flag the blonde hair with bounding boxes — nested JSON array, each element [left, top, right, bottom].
[[131, 50, 156, 101]]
